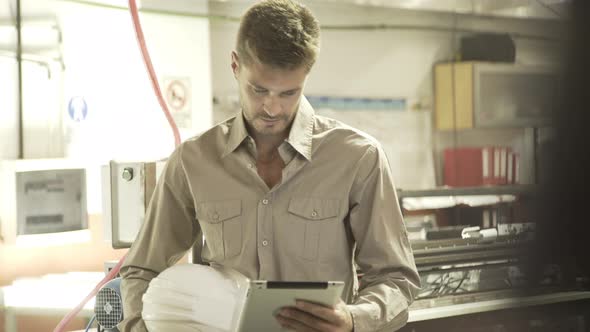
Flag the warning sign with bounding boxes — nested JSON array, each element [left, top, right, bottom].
[[163, 77, 192, 128], [67, 96, 88, 122]]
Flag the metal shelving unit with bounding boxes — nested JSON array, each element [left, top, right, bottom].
[[397, 185, 539, 198]]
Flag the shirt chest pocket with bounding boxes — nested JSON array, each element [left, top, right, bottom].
[[196, 200, 242, 260], [288, 197, 340, 261]]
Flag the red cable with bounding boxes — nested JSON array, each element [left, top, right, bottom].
[[129, 0, 181, 147], [129, 0, 180, 146], [54, 1, 183, 330], [52, 254, 126, 332]]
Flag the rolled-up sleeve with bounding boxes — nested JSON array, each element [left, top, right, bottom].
[[118, 145, 200, 332], [346, 144, 421, 332]]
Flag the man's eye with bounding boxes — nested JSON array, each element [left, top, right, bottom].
[[281, 91, 296, 97], [253, 88, 267, 94]]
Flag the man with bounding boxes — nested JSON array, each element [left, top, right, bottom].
[[119, 1, 420, 331]]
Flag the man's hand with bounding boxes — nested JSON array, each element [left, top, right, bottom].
[[275, 299, 353, 332]]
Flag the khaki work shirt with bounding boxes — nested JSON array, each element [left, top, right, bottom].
[[119, 97, 420, 332]]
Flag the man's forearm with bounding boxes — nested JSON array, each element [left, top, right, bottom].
[[118, 266, 157, 332], [347, 275, 418, 332]]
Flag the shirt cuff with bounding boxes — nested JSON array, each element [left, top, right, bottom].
[[347, 301, 410, 332], [347, 303, 378, 332]]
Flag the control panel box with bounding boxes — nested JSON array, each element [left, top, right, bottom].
[[0, 159, 88, 244]]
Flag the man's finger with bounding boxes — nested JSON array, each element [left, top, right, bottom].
[[279, 308, 334, 332], [294, 300, 341, 324], [277, 314, 323, 332]]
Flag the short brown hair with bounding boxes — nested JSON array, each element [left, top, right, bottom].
[[236, 0, 320, 72]]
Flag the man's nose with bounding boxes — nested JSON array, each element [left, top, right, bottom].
[[263, 95, 281, 116]]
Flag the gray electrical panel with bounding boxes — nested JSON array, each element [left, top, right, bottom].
[[16, 169, 87, 235], [0, 160, 88, 243]]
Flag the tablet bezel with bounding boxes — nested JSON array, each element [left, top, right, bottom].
[[237, 280, 345, 331]]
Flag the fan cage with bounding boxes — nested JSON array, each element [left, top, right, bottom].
[[95, 287, 123, 329]]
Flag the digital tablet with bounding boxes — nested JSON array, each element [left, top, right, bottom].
[[237, 280, 345, 331]]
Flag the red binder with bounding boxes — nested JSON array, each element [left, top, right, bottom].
[[444, 146, 512, 187], [444, 148, 484, 187]]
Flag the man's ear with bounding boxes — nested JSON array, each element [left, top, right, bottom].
[[231, 51, 239, 78]]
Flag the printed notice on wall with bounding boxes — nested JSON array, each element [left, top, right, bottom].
[[163, 77, 192, 129]]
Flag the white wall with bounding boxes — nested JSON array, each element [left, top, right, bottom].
[[55, 0, 212, 162], [209, 1, 564, 189], [0, 58, 19, 159], [0, 0, 213, 162]]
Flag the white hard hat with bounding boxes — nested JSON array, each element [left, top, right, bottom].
[[142, 264, 250, 332]]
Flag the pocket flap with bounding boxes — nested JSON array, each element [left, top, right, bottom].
[[288, 197, 340, 220], [196, 200, 241, 223]]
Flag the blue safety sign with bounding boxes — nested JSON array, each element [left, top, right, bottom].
[[68, 96, 88, 122]]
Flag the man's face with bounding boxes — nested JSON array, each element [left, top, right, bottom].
[[232, 52, 308, 140]]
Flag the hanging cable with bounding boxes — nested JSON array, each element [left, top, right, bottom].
[[52, 256, 126, 332], [54, 0, 187, 329], [128, 0, 181, 147]]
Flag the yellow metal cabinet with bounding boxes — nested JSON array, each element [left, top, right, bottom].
[[434, 62, 558, 130], [435, 62, 475, 130]]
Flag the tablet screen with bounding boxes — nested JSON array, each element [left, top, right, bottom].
[[237, 280, 344, 331]]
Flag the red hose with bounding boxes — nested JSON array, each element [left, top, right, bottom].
[[53, 1, 182, 331], [52, 254, 126, 332], [128, 0, 181, 147]]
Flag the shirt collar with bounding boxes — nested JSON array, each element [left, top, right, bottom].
[[286, 96, 314, 161], [222, 111, 250, 158], [222, 96, 315, 161]]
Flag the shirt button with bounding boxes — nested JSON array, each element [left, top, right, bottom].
[[311, 210, 318, 218], [212, 213, 219, 220], [248, 163, 254, 168], [262, 240, 269, 246], [262, 199, 269, 205]]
